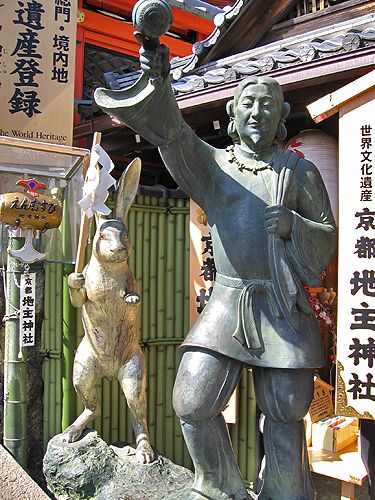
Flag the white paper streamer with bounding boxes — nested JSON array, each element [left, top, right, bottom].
[[78, 143, 116, 218]]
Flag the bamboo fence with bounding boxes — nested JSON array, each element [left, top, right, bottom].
[[41, 194, 258, 488]]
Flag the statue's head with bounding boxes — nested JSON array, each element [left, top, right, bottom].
[[226, 76, 290, 152]]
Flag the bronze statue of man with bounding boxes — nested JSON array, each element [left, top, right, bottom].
[[95, 36, 336, 500]]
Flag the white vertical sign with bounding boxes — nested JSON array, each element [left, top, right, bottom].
[[20, 272, 36, 347], [189, 200, 215, 325], [336, 89, 375, 420]]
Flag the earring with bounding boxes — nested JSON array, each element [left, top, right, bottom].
[[228, 119, 239, 139], [277, 121, 287, 141]]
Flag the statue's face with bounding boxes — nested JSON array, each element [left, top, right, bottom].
[[234, 83, 281, 151]]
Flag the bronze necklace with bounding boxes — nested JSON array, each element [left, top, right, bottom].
[[226, 145, 275, 174]]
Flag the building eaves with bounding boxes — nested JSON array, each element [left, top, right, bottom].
[[103, 14, 375, 97]]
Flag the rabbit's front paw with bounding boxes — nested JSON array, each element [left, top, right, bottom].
[[124, 292, 140, 304], [68, 272, 85, 290]]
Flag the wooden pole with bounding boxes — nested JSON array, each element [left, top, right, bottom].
[[75, 131, 102, 274]]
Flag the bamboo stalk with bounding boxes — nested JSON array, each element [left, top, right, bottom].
[[155, 203, 166, 456], [149, 198, 158, 341], [49, 260, 57, 438], [111, 380, 119, 444], [93, 381, 102, 437], [135, 195, 144, 322], [155, 344, 166, 455], [147, 345, 156, 446], [175, 199, 184, 339], [157, 204, 166, 336], [102, 378, 111, 443], [48, 232, 58, 440], [165, 199, 176, 460], [164, 347, 174, 460], [173, 200, 185, 461], [61, 196, 76, 431], [119, 388, 127, 442], [42, 263, 51, 449], [141, 198, 155, 445], [146, 197, 158, 446], [55, 261, 63, 434], [142, 196, 151, 343]]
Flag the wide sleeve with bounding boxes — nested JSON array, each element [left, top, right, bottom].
[[286, 158, 337, 287], [95, 74, 217, 211], [94, 74, 183, 147]]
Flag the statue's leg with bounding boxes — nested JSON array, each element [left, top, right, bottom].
[[253, 367, 315, 500], [62, 342, 102, 442], [118, 346, 154, 464], [173, 349, 247, 500]]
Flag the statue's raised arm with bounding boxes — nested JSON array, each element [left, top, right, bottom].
[[94, 14, 216, 210]]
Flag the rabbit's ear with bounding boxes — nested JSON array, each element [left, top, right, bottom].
[[115, 157, 141, 222]]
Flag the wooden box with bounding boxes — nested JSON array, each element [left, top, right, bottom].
[[312, 416, 358, 452]]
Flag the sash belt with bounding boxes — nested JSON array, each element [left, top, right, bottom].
[[216, 274, 279, 351]]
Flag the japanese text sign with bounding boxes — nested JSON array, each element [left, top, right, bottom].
[[0, 1, 77, 145], [336, 88, 375, 420], [189, 200, 215, 325], [20, 272, 36, 346]]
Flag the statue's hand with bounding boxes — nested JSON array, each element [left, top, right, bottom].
[[68, 272, 85, 290], [264, 205, 294, 240], [135, 32, 170, 82]]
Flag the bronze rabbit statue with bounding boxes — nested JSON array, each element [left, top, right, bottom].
[[62, 158, 155, 463]]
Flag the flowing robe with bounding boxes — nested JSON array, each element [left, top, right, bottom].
[[95, 76, 337, 369]]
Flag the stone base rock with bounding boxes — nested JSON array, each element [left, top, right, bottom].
[[43, 429, 193, 499]]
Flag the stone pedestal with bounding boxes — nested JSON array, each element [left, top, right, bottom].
[[43, 430, 194, 499]]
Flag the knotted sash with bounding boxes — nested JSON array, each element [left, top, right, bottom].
[[216, 274, 279, 351]]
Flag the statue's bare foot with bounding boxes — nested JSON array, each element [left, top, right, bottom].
[[135, 440, 155, 464], [61, 424, 83, 443]]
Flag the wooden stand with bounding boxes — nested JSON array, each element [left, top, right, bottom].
[[308, 442, 368, 500]]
